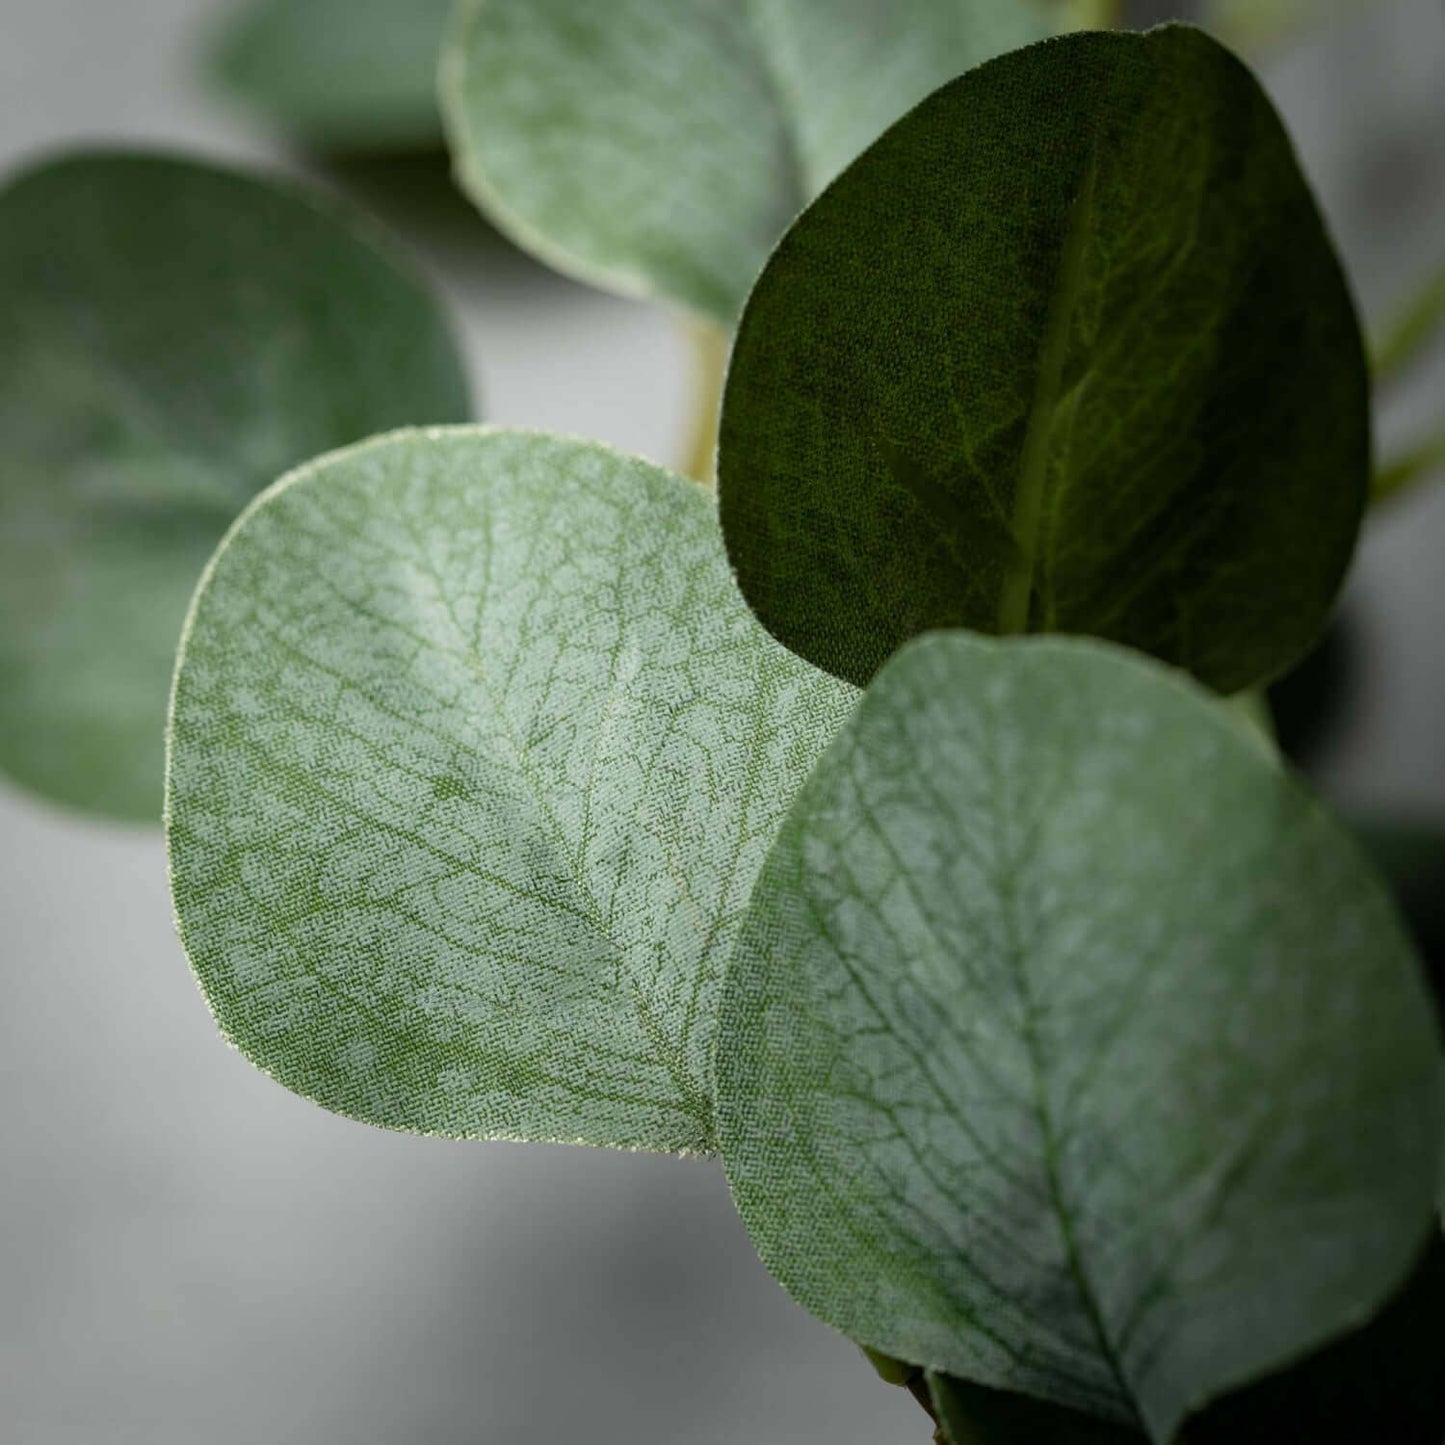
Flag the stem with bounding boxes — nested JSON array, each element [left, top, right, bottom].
[[860, 1349, 945, 1439], [680, 319, 730, 485], [1210, 0, 1383, 55], [1067, 0, 1122, 28], [1225, 691, 1279, 757], [1372, 259, 1445, 388], [1373, 428, 1445, 506]]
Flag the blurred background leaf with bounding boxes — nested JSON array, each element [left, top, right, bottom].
[[210, 0, 457, 151], [0, 151, 471, 819]]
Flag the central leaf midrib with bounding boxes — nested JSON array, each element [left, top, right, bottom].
[[992, 818, 1141, 1427], [432, 557, 715, 1143], [997, 143, 1100, 635]]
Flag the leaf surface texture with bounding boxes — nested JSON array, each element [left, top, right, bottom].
[[167, 428, 856, 1151], [718, 633, 1439, 1439]]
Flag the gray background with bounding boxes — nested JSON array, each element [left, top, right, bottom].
[[1, 1, 1442, 1441]]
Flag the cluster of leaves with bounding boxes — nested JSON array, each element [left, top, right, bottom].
[[3, 2, 1444, 1442]]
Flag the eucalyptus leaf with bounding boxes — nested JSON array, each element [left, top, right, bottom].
[[0, 152, 470, 820], [441, 0, 1056, 323], [717, 632, 1439, 1441], [212, 0, 457, 149], [718, 26, 1369, 694], [166, 427, 856, 1151]]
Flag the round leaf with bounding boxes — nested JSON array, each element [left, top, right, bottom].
[[441, 0, 1055, 323], [717, 633, 1439, 1440], [166, 428, 857, 1152], [718, 26, 1370, 693], [0, 152, 471, 820], [212, 0, 457, 150]]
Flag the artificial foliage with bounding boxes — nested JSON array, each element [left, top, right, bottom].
[[716, 632, 1437, 1440], [167, 427, 854, 1151], [0, 152, 469, 818], [718, 26, 1369, 693], [442, 0, 1057, 321], [1, 6, 1442, 1443], [211, 0, 459, 149]]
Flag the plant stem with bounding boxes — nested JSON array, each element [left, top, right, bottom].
[[680, 319, 730, 485], [1210, 0, 1385, 54], [1372, 259, 1445, 388], [860, 1348, 945, 1438], [1373, 428, 1445, 505], [1225, 691, 1279, 756], [1068, 0, 1123, 28]]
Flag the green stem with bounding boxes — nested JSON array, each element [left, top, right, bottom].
[[1067, 0, 1122, 28], [1209, 0, 1385, 54], [1225, 691, 1279, 757], [680, 319, 730, 486], [1371, 259, 1445, 388], [861, 1349, 945, 1439], [1373, 429, 1445, 505]]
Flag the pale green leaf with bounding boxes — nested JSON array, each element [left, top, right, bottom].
[[718, 632, 1439, 1440], [718, 26, 1370, 694], [166, 427, 856, 1152], [212, 0, 457, 149], [0, 152, 470, 820], [440, 0, 1056, 323]]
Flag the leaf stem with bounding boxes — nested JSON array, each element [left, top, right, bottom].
[[860, 1349, 944, 1439], [681, 319, 730, 485], [1209, 0, 1382, 55], [1373, 428, 1445, 505], [1068, 0, 1123, 28], [1371, 259, 1445, 388]]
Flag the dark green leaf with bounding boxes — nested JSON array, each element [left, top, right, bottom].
[[0, 152, 470, 820], [718, 26, 1369, 693], [717, 632, 1439, 1441]]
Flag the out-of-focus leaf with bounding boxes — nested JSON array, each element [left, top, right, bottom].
[[0, 151, 470, 820], [212, 0, 457, 150], [441, 0, 1057, 323]]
